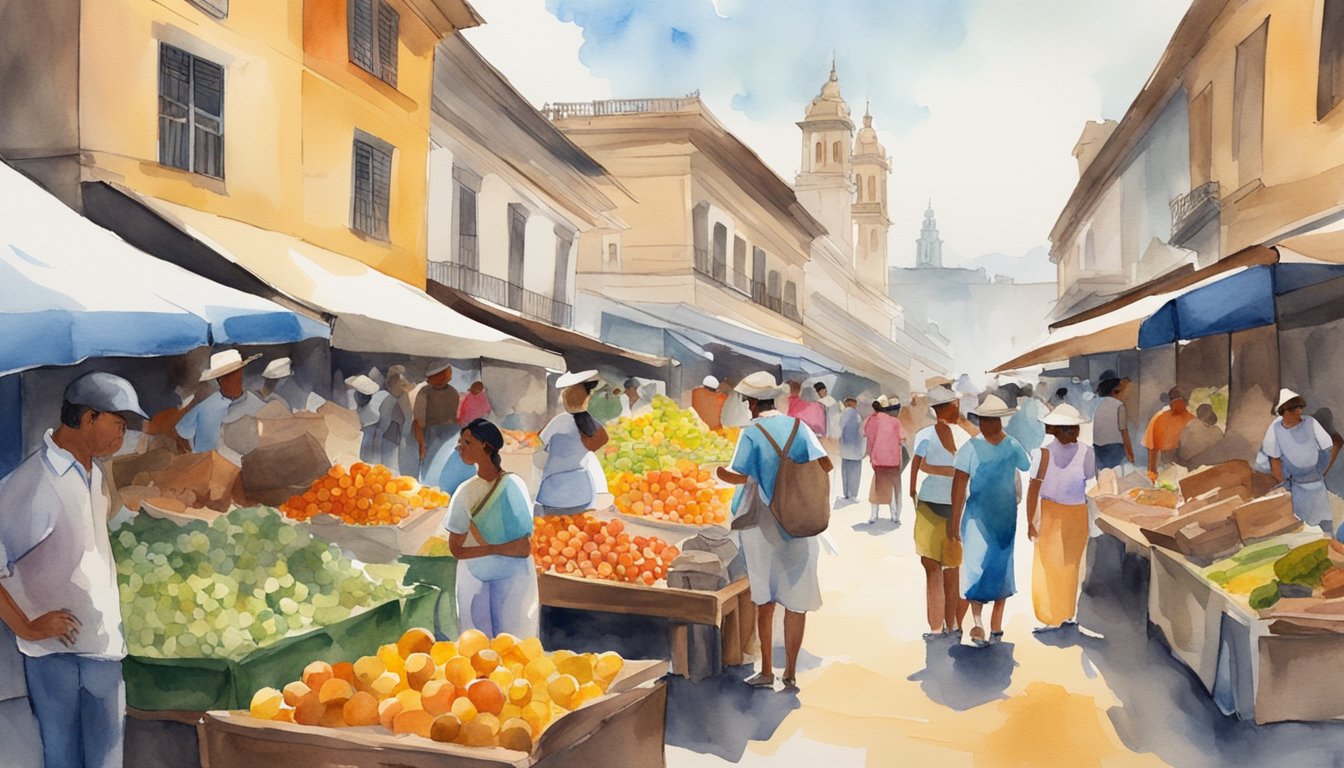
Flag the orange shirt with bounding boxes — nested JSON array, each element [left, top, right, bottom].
[[691, 387, 728, 430], [1143, 407, 1196, 452]]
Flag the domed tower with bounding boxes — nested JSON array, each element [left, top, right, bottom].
[[852, 103, 891, 288], [916, 202, 943, 268], [795, 58, 855, 256]]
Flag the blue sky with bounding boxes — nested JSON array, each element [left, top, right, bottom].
[[465, 0, 1191, 279]]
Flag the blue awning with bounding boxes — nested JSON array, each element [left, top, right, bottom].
[[1138, 262, 1344, 348], [0, 162, 328, 376]]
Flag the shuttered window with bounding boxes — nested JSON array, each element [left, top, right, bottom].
[[349, 0, 399, 88], [352, 134, 394, 240], [158, 43, 224, 179], [1320, 0, 1344, 119], [188, 0, 228, 18]]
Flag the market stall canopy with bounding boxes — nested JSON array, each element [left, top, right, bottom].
[[123, 194, 564, 370], [0, 162, 327, 377]]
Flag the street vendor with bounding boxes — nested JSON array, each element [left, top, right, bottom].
[[347, 374, 399, 469], [446, 418, 539, 639], [258, 357, 322, 413], [414, 360, 460, 479], [536, 371, 610, 515], [0, 372, 148, 768], [1261, 388, 1343, 534], [174, 349, 266, 464], [1143, 387, 1195, 481], [691, 375, 728, 431]]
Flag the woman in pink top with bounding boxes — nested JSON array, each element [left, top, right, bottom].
[[865, 396, 907, 524], [457, 381, 493, 426]]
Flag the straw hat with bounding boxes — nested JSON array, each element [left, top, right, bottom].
[[970, 394, 1017, 418], [735, 371, 787, 400], [875, 395, 891, 409], [345, 375, 380, 396], [555, 370, 599, 389], [926, 386, 958, 407], [262, 357, 293, 380], [925, 375, 955, 390], [1276, 388, 1304, 413], [703, 375, 720, 389], [1040, 403, 1087, 426], [200, 350, 261, 382]]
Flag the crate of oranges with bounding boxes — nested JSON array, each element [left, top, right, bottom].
[[607, 464, 734, 530], [201, 628, 668, 768], [281, 464, 452, 563], [532, 514, 680, 586]]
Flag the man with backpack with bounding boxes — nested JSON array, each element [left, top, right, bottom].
[[716, 372, 832, 691]]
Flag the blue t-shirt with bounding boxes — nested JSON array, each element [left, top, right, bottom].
[[729, 414, 826, 514]]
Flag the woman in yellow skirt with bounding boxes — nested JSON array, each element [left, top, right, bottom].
[[1025, 403, 1096, 631]]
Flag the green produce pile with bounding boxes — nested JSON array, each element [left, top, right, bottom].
[[113, 506, 410, 660], [1274, 539, 1331, 587], [1205, 542, 1292, 595], [599, 395, 736, 476]]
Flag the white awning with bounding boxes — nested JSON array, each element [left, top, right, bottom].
[[131, 195, 564, 370]]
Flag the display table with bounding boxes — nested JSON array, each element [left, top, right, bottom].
[[198, 660, 669, 768], [538, 573, 754, 678]]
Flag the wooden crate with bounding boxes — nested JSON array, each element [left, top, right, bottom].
[[199, 661, 668, 768]]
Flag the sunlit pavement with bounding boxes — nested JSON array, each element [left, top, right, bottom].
[[663, 462, 1344, 768]]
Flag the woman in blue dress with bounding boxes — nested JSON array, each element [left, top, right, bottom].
[[535, 370, 610, 515], [950, 395, 1031, 648]]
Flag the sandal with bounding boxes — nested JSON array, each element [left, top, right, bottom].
[[781, 676, 799, 690], [969, 626, 988, 647], [989, 631, 1004, 645], [922, 627, 949, 640], [744, 672, 775, 688]]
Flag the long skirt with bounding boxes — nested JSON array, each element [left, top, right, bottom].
[[739, 496, 822, 612], [869, 466, 901, 506], [960, 501, 1016, 603], [1031, 499, 1089, 625], [456, 556, 539, 639]]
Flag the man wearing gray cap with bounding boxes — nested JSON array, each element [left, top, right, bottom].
[[0, 372, 147, 768]]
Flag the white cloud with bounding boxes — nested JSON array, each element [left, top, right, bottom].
[[461, 0, 613, 105]]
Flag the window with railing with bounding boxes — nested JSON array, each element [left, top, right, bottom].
[[456, 183, 478, 268], [732, 237, 748, 292], [426, 262, 573, 327]]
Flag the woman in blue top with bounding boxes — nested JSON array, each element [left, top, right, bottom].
[[717, 372, 832, 690], [950, 395, 1031, 648], [535, 371, 610, 515], [446, 419, 539, 639]]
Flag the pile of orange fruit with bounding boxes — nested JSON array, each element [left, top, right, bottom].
[[280, 463, 450, 525], [248, 628, 625, 752], [533, 514, 680, 586], [609, 463, 734, 526]]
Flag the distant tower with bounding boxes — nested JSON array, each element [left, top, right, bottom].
[[795, 57, 854, 256], [916, 202, 943, 268], [852, 102, 891, 289]]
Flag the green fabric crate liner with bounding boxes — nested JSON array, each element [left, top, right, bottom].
[[124, 584, 437, 711], [399, 554, 458, 641]]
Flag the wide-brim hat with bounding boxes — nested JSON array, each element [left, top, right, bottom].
[[1276, 388, 1304, 412], [1041, 403, 1087, 426], [426, 360, 453, 377], [556, 370, 599, 389], [262, 357, 293, 380], [735, 371, 787, 400], [875, 395, 891, 409], [926, 386, 958, 407], [703, 375, 720, 389], [971, 394, 1018, 418], [345, 375, 380, 396], [925, 375, 955, 390], [200, 350, 261, 381]]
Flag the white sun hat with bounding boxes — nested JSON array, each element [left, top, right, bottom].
[[926, 386, 958, 407], [1276, 388, 1304, 412], [262, 357, 293, 380], [199, 349, 261, 381], [426, 360, 453, 377], [1040, 403, 1087, 426], [970, 394, 1018, 418], [555, 370, 600, 389], [735, 371, 787, 399], [345, 375, 380, 396], [703, 375, 720, 389]]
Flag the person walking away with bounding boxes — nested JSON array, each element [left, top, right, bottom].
[[716, 372, 831, 690], [258, 357, 323, 413], [691, 375, 728, 431], [786, 381, 827, 438], [1261, 389, 1343, 534], [719, 377, 751, 429], [815, 382, 840, 440], [1092, 373, 1134, 472], [346, 375, 390, 467], [457, 381, 493, 427], [0, 372, 148, 768], [838, 398, 865, 504], [414, 361, 460, 481], [174, 349, 265, 464], [949, 395, 1031, 647], [910, 386, 972, 639], [1143, 387, 1195, 481], [446, 419, 539, 638], [536, 371, 610, 515], [865, 396, 905, 524], [1006, 385, 1046, 455], [1026, 404, 1096, 632]]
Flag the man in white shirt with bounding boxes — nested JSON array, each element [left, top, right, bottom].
[[175, 349, 266, 464], [0, 372, 147, 768]]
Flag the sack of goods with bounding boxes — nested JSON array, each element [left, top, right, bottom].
[[666, 550, 729, 592], [680, 527, 745, 581]]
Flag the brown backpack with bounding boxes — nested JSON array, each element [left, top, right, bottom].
[[756, 419, 831, 537]]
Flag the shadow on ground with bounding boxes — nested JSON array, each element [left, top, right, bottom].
[[664, 665, 802, 762], [908, 638, 1018, 711], [850, 519, 903, 536]]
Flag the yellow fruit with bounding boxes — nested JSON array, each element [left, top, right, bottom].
[[301, 661, 334, 691], [405, 653, 436, 691], [392, 709, 435, 738], [575, 681, 604, 708], [318, 678, 355, 706], [557, 655, 594, 685], [420, 679, 457, 716], [282, 681, 311, 708], [500, 703, 523, 722], [343, 691, 380, 726], [378, 697, 404, 731], [547, 674, 579, 709], [271, 708, 295, 723], [369, 671, 401, 700], [353, 656, 386, 689], [550, 649, 577, 667], [471, 649, 502, 677], [378, 644, 406, 675], [451, 695, 478, 723], [397, 627, 435, 658], [490, 633, 519, 657], [462, 719, 497, 747], [395, 689, 424, 712], [515, 636, 544, 662], [444, 656, 475, 688], [506, 679, 532, 707], [429, 641, 457, 666], [594, 651, 624, 684], [475, 712, 501, 736], [499, 720, 534, 752], [522, 701, 551, 738], [249, 687, 283, 720], [457, 629, 490, 659], [488, 667, 515, 692], [523, 656, 557, 686], [430, 713, 462, 743]]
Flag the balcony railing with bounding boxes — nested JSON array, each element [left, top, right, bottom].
[[693, 253, 798, 321], [427, 261, 573, 327], [541, 92, 701, 121], [1169, 181, 1220, 245]]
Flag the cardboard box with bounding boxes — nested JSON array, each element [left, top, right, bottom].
[[146, 451, 240, 511], [241, 434, 331, 507], [1174, 516, 1242, 565], [258, 412, 330, 450], [1232, 492, 1300, 544], [1142, 497, 1243, 552]]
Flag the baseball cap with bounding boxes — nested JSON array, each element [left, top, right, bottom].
[[64, 373, 148, 418]]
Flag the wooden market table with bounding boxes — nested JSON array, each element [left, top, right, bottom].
[[538, 573, 755, 678]]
